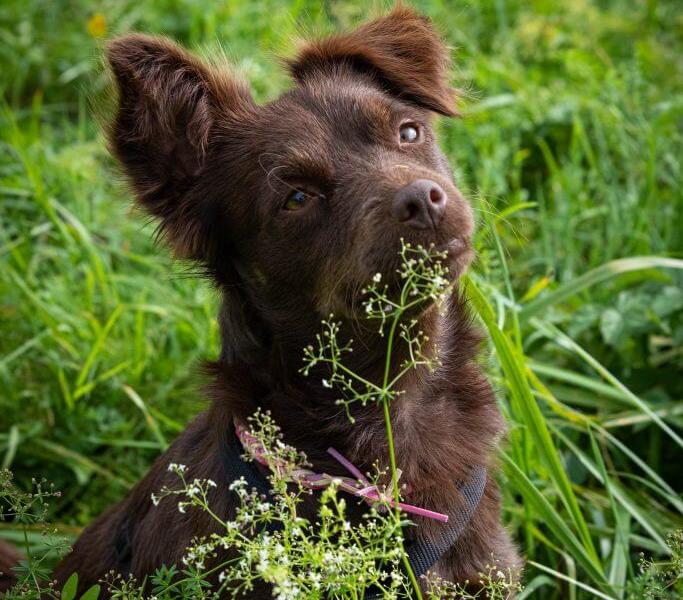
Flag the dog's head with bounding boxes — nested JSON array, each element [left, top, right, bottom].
[[107, 7, 474, 360]]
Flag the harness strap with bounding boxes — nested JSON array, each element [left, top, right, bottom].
[[406, 465, 486, 577], [114, 516, 133, 573], [223, 425, 274, 500]]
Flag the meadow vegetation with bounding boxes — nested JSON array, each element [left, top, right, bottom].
[[1, 0, 682, 597]]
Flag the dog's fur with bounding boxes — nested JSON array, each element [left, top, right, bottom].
[[2, 7, 520, 597], [0, 540, 23, 592]]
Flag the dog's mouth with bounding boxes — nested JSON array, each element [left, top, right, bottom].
[[327, 234, 473, 319], [443, 236, 474, 276], [355, 235, 472, 305]]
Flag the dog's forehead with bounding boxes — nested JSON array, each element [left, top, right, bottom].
[[297, 77, 396, 126], [256, 96, 329, 161], [257, 79, 397, 155]]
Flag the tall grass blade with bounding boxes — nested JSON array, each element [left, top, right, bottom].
[[466, 276, 602, 570], [527, 560, 617, 600], [553, 427, 668, 551], [533, 319, 683, 450], [520, 257, 683, 321], [502, 455, 611, 589]]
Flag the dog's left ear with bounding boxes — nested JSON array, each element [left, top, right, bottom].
[[287, 6, 457, 116]]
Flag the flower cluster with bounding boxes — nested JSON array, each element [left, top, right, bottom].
[[362, 241, 451, 335], [626, 530, 683, 599], [134, 413, 410, 599], [302, 317, 392, 421], [209, 484, 408, 600], [298, 240, 455, 597], [424, 559, 522, 599], [241, 409, 309, 489], [302, 240, 450, 423], [0, 469, 69, 598], [150, 463, 217, 516]]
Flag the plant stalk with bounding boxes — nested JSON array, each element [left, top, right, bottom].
[[382, 312, 423, 600]]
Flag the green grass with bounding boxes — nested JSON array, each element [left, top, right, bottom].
[[1, 0, 682, 597]]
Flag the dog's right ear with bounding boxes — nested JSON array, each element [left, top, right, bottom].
[[287, 6, 457, 116], [106, 34, 254, 259]]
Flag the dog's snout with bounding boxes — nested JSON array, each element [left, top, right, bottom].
[[392, 179, 447, 231]]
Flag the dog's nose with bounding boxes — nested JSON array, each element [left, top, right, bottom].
[[392, 179, 447, 230]]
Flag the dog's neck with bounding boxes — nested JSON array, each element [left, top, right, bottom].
[[210, 288, 502, 499]]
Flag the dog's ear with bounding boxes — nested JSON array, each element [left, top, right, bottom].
[[106, 34, 254, 259], [287, 6, 457, 116]]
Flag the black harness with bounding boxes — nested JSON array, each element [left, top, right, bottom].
[[222, 426, 487, 582], [114, 428, 486, 594]]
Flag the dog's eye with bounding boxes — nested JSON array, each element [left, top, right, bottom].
[[399, 123, 420, 144], [284, 189, 311, 211]]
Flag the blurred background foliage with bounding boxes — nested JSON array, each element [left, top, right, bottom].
[[0, 0, 681, 597]]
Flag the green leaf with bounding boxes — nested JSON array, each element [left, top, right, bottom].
[[600, 308, 624, 346], [520, 257, 683, 321], [652, 285, 683, 317], [588, 428, 630, 597], [80, 584, 101, 600], [554, 427, 668, 551], [61, 573, 78, 600], [517, 575, 554, 599]]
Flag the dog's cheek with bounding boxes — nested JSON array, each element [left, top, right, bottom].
[[432, 147, 457, 186], [306, 213, 369, 316], [450, 190, 475, 241]]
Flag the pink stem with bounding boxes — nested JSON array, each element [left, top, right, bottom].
[[327, 447, 370, 485]]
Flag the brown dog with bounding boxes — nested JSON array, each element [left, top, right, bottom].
[[11, 6, 520, 597]]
